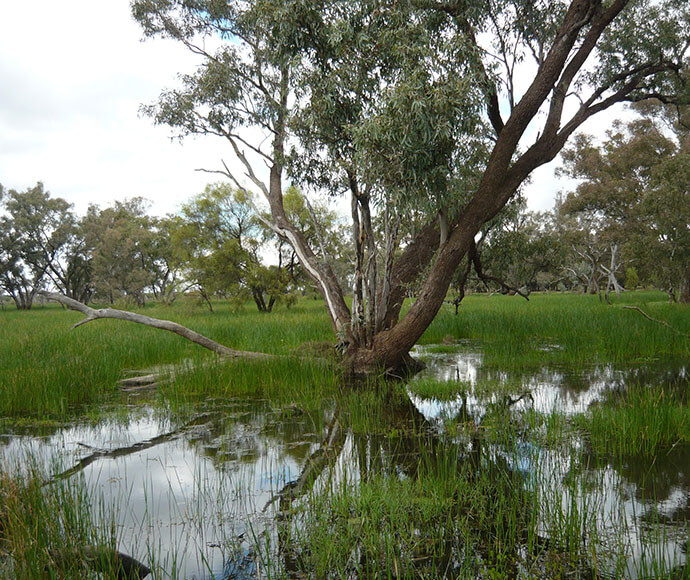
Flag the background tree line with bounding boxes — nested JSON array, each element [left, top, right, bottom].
[[1, 103, 688, 311], [0, 181, 349, 310]]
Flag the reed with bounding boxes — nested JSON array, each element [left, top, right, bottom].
[[575, 385, 690, 457], [0, 464, 124, 580]]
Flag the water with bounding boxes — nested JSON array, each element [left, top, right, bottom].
[[1, 348, 688, 578]]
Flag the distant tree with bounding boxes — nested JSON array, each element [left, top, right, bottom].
[[273, 186, 351, 294], [82, 198, 156, 306], [559, 107, 689, 302], [0, 183, 77, 309], [145, 215, 187, 305], [449, 200, 565, 309], [177, 183, 290, 312], [480, 208, 567, 293]]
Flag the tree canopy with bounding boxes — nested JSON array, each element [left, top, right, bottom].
[[127, 0, 689, 372], [560, 105, 690, 301]]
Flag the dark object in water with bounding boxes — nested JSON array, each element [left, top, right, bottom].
[[84, 547, 152, 579], [49, 546, 151, 579]]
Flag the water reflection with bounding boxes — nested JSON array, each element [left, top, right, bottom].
[[412, 344, 687, 417], [0, 349, 688, 578], [0, 402, 329, 578]]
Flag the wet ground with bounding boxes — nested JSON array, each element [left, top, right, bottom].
[[1, 346, 688, 578]]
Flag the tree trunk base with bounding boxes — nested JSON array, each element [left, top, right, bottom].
[[343, 346, 425, 381]]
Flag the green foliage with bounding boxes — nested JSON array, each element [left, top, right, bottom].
[[559, 109, 690, 300], [0, 183, 77, 309], [81, 198, 159, 306], [625, 266, 639, 289], [177, 183, 294, 311]]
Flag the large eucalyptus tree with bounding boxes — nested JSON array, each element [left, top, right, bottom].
[[47, 0, 688, 374]]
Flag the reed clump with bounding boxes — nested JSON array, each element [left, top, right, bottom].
[[575, 385, 690, 457], [0, 467, 125, 579]]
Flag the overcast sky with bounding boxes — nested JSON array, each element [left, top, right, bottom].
[[0, 2, 623, 218]]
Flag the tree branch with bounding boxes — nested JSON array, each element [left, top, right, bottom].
[[39, 291, 272, 360], [468, 241, 530, 300], [623, 306, 690, 338]]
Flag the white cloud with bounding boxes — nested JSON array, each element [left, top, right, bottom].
[[0, 1, 229, 216], [0, 2, 635, 219]]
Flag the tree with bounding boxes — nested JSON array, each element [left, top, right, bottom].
[[82, 198, 157, 306], [49, 0, 688, 374], [559, 108, 690, 302], [275, 186, 351, 295], [476, 206, 566, 295], [0, 183, 77, 309], [177, 183, 292, 312], [145, 215, 188, 305]]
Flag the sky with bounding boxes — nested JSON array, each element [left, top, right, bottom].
[[0, 2, 625, 219]]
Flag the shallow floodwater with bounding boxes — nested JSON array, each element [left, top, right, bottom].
[[1, 347, 688, 578]]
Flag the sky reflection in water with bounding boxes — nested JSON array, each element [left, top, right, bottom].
[[1, 349, 688, 579]]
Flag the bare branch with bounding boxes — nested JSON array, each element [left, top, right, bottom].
[[39, 292, 272, 360], [623, 306, 690, 338], [227, 137, 270, 198]]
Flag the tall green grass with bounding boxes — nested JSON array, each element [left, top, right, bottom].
[[0, 466, 121, 579], [575, 386, 690, 457], [0, 298, 334, 418], [161, 356, 340, 412], [422, 291, 690, 367], [2, 291, 687, 417]]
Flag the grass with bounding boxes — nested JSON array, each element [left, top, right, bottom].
[[161, 356, 341, 412], [421, 290, 690, 368], [0, 297, 334, 418], [284, 439, 540, 579], [574, 385, 690, 457], [0, 465, 121, 580], [407, 378, 470, 400], [2, 291, 687, 418], [2, 290, 689, 578]]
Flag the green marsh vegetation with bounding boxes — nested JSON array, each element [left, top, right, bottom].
[[0, 298, 334, 418], [0, 465, 125, 580], [422, 290, 690, 367], [1, 290, 689, 578]]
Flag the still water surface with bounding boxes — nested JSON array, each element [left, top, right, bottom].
[[1, 347, 687, 578]]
